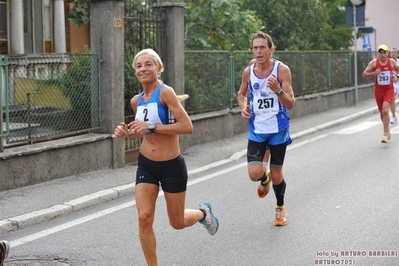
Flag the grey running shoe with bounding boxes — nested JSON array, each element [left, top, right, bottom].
[[199, 201, 219, 236], [0, 240, 10, 266]]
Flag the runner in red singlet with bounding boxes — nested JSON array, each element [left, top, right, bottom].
[[362, 44, 399, 143]]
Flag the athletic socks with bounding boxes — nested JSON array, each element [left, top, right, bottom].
[[258, 172, 287, 206], [273, 179, 286, 207], [258, 172, 270, 186]]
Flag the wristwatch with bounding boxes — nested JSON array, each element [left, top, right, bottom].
[[277, 89, 284, 96], [147, 122, 156, 133]]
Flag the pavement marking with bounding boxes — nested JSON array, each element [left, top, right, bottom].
[[11, 201, 136, 248], [10, 135, 325, 248], [390, 126, 399, 133], [331, 121, 380, 134], [287, 134, 328, 150], [187, 162, 246, 186]]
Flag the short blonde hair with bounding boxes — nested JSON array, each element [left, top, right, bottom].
[[132, 48, 164, 76]]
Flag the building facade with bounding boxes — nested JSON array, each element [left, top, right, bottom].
[[357, 0, 398, 51], [0, 0, 89, 55]]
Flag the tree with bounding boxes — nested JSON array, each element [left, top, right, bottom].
[[67, 0, 90, 27], [183, 0, 264, 50], [241, 0, 327, 50], [67, 0, 354, 51], [321, 0, 355, 50], [242, 0, 352, 51]]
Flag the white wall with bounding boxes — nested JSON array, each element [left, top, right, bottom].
[[356, 0, 398, 51]]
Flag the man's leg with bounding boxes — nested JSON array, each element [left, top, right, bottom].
[[269, 143, 288, 226], [390, 100, 396, 124], [247, 139, 268, 182], [382, 101, 390, 132], [262, 149, 270, 172]]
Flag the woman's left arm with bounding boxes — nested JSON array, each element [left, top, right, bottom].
[[154, 86, 193, 135]]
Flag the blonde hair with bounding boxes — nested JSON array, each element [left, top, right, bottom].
[[132, 48, 164, 77], [177, 94, 189, 101]]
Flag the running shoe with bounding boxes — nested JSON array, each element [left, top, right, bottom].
[[274, 207, 287, 226], [199, 201, 219, 236], [382, 127, 392, 143], [257, 172, 271, 198], [0, 240, 10, 266], [382, 128, 392, 143], [390, 116, 397, 124], [381, 135, 389, 143]]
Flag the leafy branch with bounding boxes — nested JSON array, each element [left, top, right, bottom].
[[67, 0, 90, 27]]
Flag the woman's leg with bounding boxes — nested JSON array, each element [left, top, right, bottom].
[[164, 191, 204, 230], [135, 183, 160, 266]]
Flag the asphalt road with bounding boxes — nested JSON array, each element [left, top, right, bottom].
[[2, 111, 398, 266]]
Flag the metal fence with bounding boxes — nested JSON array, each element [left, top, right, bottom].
[[0, 53, 101, 151], [121, 49, 374, 151], [0, 50, 374, 152], [183, 50, 375, 114]]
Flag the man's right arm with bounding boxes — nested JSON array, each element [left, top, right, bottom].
[[362, 59, 378, 78], [237, 67, 251, 119]]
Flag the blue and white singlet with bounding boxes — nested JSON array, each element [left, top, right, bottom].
[[248, 59, 290, 135], [135, 83, 176, 127]]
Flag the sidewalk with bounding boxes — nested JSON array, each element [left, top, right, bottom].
[[0, 98, 382, 234]]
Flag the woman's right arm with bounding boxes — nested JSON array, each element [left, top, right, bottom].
[[112, 95, 140, 138]]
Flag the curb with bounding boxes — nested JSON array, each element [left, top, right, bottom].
[[0, 183, 134, 235], [0, 105, 380, 235]]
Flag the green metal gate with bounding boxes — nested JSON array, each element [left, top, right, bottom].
[[124, 0, 165, 152]]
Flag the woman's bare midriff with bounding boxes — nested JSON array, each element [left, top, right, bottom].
[[139, 133, 180, 161]]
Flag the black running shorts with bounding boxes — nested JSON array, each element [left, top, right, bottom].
[[247, 140, 287, 168], [136, 153, 188, 193]]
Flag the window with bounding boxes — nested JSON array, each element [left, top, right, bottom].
[[24, 0, 52, 54], [43, 0, 51, 53], [0, 0, 7, 54]]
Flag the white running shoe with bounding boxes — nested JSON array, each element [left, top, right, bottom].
[[199, 201, 219, 236], [391, 116, 397, 124]]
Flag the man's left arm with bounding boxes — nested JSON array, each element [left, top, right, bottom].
[[277, 64, 295, 110], [392, 59, 399, 82]]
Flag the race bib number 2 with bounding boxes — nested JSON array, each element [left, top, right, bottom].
[[136, 102, 162, 124]]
